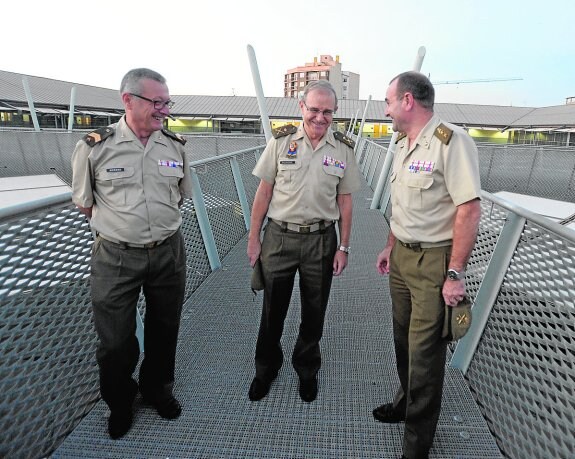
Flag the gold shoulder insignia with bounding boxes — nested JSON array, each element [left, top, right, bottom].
[[272, 124, 297, 139], [162, 128, 187, 145], [333, 131, 355, 149], [434, 123, 453, 145], [395, 132, 407, 144], [83, 126, 114, 147]]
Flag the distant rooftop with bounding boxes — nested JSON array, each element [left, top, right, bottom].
[[1, 69, 575, 129]]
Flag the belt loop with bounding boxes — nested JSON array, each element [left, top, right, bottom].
[[280, 221, 288, 232], [319, 221, 326, 234]]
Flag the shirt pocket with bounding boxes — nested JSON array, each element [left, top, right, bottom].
[[278, 158, 302, 188], [322, 164, 344, 179], [158, 165, 184, 204], [95, 166, 137, 206], [406, 175, 434, 209]]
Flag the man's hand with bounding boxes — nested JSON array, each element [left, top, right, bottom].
[[76, 205, 93, 219], [247, 238, 261, 268], [442, 278, 466, 306], [333, 250, 348, 276], [376, 246, 392, 275]]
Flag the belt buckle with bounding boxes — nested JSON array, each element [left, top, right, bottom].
[[299, 225, 310, 234], [143, 241, 156, 249]]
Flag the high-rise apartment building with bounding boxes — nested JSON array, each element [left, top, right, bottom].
[[284, 55, 360, 100]]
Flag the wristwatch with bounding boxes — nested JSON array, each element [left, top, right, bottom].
[[447, 269, 465, 281], [338, 245, 350, 254]]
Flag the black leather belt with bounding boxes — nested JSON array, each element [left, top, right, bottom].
[[270, 219, 333, 234], [97, 233, 169, 249], [398, 239, 452, 251]]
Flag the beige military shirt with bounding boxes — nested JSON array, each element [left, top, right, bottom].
[[253, 125, 361, 224], [71, 116, 193, 244], [390, 115, 481, 243]]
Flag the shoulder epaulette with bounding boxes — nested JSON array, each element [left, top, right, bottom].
[[434, 123, 453, 145], [162, 128, 187, 145], [83, 126, 115, 147], [333, 131, 355, 149], [395, 132, 407, 144], [272, 124, 297, 139]]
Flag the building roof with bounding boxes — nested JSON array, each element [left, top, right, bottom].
[[1, 69, 574, 129]]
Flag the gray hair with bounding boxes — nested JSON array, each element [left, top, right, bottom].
[[301, 80, 338, 109], [391, 71, 435, 110], [120, 68, 166, 95]]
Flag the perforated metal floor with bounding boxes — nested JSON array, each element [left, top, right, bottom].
[[52, 184, 502, 459]]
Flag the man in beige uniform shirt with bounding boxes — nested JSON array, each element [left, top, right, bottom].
[[247, 80, 361, 403], [372, 72, 481, 459], [71, 68, 192, 439]]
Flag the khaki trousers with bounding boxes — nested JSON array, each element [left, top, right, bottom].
[[90, 230, 186, 411], [389, 241, 451, 459], [254, 220, 337, 382]]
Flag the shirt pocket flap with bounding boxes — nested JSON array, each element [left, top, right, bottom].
[[322, 164, 344, 178], [159, 166, 184, 178], [97, 167, 135, 181], [407, 176, 434, 190]]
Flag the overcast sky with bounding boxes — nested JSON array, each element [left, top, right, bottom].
[[3, 0, 573, 107]]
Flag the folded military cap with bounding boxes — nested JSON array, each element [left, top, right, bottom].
[[442, 297, 472, 341], [251, 258, 265, 293]]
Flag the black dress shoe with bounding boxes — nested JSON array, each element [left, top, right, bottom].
[[108, 409, 133, 439], [299, 377, 318, 403], [372, 403, 405, 423], [249, 377, 272, 401], [142, 394, 182, 419]]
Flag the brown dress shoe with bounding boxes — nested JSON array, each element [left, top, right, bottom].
[[372, 402, 405, 423]]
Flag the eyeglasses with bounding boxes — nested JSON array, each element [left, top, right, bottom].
[[303, 101, 335, 117], [129, 93, 175, 110]]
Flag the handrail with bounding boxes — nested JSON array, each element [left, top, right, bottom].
[[482, 190, 575, 242], [0, 191, 72, 220]]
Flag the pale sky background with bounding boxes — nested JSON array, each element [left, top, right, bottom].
[[3, 0, 573, 107]]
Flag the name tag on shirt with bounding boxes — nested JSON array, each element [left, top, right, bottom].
[[280, 160, 296, 165], [106, 167, 125, 173], [158, 160, 183, 168]]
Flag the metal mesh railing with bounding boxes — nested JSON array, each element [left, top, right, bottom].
[[462, 199, 575, 459], [0, 204, 97, 459]]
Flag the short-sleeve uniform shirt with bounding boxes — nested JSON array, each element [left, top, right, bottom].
[[253, 125, 361, 224], [71, 116, 192, 244], [390, 115, 481, 243]]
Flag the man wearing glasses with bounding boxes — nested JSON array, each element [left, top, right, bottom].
[[71, 68, 192, 439], [247, 80, 361, 403]]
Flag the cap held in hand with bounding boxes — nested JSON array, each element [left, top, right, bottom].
[[442, 297, 472, 341], [251, 258, 265, 293]]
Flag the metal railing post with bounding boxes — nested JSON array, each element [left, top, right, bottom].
[[450, 210, 526, 374], [354, 96, 371, 154], [22, 76, 40, 132], [247, 44, 272, 143], [230, 156, 251, 230], [190, 167, 222, 271]]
